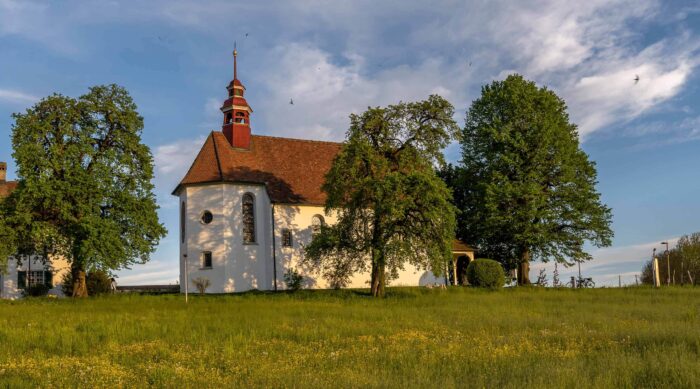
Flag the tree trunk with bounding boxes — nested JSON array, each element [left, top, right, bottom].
[[370, 261, 386, 297], [72, 265, 88, 298], [517, 248, 531, 285]]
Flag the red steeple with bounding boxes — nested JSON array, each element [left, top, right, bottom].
[[221, 44, 253, 149]]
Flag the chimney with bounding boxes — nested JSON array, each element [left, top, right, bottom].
[[0, 162, 6, 182]]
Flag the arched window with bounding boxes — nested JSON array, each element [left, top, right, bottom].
[[235, 112, 246, 124], [180, 202, 186, 243], [242, 193, 256, 243], [311, 215, 325, 235], [225, 112, 233, 124]]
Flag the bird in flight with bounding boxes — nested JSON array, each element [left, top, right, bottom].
[[289, 98, 294, 105], [245, 33, 249, 38], [634, 74, 640, 84]]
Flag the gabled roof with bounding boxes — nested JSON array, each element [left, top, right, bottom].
[[173, 132, 342, 205], [452, 239, 475, 253]]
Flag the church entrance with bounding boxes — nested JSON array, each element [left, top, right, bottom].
[[456, 255, 470, 285]]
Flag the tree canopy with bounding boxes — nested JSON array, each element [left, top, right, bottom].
[[1, 84, 166, 296], [304, 95, 459, 297], [447, 74, 613, 284]]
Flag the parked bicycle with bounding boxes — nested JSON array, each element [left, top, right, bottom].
[[567, 276, 595, 288]]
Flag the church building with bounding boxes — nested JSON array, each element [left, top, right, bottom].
[[173, 50, 474, 293]]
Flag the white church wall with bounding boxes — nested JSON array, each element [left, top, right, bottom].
[[180, 183, 273, 294], [272, 204, 446, 290]]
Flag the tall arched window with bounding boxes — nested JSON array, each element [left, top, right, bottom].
[[180, 202, 186, 243], [242, 193, 256, 243], [311, 215, 325, 235]]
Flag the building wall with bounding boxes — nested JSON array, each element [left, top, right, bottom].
[[272, 203, 447, 289], [179, 183, 273, 294], [178, 183, 449, 294], [1, 255, 70, 299]]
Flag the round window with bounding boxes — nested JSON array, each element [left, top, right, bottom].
[[201, 211, 213, 224]]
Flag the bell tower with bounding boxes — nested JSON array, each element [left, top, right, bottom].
[[221, 44, 253, 149]]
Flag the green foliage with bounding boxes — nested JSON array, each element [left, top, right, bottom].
[[283, 269, 304, 291], [61, 269, 113, 296], [466, 258, 505, 288], [3, 85, 166, 294], [304, 95, 459, 296], [0, 289, 699, 387], [447, 74, 613, 283], [641, 232, 700, 285]]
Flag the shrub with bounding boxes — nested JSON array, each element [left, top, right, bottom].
[[466, 258, 505, 289], [23, 284, 50, 297], [192, 277, 211, 295], [284, 269, 304, 291], [61, 269, 114, 296]]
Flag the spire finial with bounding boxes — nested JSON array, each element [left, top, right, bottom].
[[233, 41, 238, 80]]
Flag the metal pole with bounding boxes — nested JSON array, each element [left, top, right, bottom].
[[184, 254, 188, 303], [618, 275, 621, 288], [666, 243, 670, 286]]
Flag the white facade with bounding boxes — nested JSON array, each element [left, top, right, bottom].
[[1, 255, 69, 299], [178, 183, 447, 294]]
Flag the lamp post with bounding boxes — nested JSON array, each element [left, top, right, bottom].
[[661, 241, 670, 286], [183, 254, 188, 303]]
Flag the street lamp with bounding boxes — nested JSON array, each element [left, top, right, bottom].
[[661, 241, 670, 286]]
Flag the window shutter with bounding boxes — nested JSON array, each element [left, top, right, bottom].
[[44, 271, 53, 288], [17, 271, 26, 289]]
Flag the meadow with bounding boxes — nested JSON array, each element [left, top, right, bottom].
[[0, 287, 698, 388]]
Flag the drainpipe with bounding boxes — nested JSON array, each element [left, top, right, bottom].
[[271, 204, 278, 291]]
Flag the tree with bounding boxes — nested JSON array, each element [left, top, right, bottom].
[[452, 74, 612, 284], [304, 95, 459, 297], [640, 232, 700, 285], [4, 84, 166, 296]]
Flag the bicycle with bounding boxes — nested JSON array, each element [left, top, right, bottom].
[[566, 277, 595, 288]]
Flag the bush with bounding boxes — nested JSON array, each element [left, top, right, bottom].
[[192, 277, 211, 295], [466, 258, 505, 289], [61, 269, 114, 296], [23, 284, 50, 297], [284, 269, 304, 291]]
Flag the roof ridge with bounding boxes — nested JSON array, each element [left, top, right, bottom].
[[251, 134, 343, 146], [211, 131, 224, 180]]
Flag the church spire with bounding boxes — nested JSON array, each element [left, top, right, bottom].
[[221, 45, 253, 149], [233, 41, 238, 81]]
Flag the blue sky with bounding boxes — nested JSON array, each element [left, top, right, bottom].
[[1, 0, 699, 286]]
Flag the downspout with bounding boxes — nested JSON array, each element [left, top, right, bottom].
[[271, 204, 278, 291]]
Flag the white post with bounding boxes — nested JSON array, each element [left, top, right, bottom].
[[653, 257, 661, 288], [184, 254, 188, 303]]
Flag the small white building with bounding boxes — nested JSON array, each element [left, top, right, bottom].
[[173, 51, 474, 294], [0, 162, 70, 299]]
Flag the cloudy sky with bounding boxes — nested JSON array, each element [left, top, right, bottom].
[[1, 0, 699, 286]]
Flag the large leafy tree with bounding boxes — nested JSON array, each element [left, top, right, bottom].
[[3, 84, 166, 296], [304, 95, 459, 297], [453, 74, 612, 284]]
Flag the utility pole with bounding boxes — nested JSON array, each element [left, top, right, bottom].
[[184, 254, 189, 303], [661, 241, 670, 286], [618, 275, 621, 288]]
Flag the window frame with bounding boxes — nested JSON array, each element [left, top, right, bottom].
[[242, 193, 256, 244], [201, 251, 213, 269], [311, 214, 325, 235], [200, 210, 214, 225], [281, 228, 293, 248]]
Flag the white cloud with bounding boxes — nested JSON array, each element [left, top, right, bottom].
[[257, 43, 471, 141], [0, 88, 38, 105]]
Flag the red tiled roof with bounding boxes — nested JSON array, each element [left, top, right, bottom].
[[173, 132, 342, 205], [0, 181, 18, 198]]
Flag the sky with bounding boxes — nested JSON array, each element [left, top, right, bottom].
[[1, 0, 699, 287]]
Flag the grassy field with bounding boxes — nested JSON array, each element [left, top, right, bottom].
[[0, 287, 699, 388]]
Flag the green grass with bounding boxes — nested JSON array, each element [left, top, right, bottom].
[[1, 287, 699, 388]]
